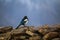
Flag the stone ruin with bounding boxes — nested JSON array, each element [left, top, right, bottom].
[[0, 24, 60, 40]]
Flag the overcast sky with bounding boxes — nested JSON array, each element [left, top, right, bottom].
[[0, 0, 60, 28]]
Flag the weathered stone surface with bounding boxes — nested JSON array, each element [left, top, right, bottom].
[[0, 26, 13, 34], [52, 38, 60, 40], [0, 32, 11, 40], [26, 30, 35, 36], [43, 32, 59, 40], [29, 36, 41, 40], [0, 24, 60, 40]]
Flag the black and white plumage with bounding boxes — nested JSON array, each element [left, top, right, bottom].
[[16, 16, 29, 29]]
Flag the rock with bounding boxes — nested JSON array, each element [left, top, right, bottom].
[[43, 32, 59, 40], [26, 30, 34, 36], [29, 35, 41, 40], [11, 36, 26, 40], [10, 27, 31, 40], [38, 27, 50, 35], [52, 38, 60, 40], [0, 26, 13, 34], [0, 24, 60, 40], [11, 28, 25, 35], [38, 24, 60, 35], [0, 32, 11, 40]]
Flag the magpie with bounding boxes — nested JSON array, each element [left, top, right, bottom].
[[16, 16, 29, 29]]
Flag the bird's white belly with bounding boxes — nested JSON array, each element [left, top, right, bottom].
[[25, 21, 28, 24]]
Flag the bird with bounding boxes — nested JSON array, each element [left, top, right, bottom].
[[16, 16, 29, 29]]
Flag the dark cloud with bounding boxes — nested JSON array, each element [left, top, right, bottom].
[[0, 0, 60, 27]]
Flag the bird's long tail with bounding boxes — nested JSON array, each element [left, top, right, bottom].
[[15, 24, 21, 29]]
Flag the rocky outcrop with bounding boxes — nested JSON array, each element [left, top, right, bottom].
[[0, 26, 13, 34], [0, 24, 60, 40]]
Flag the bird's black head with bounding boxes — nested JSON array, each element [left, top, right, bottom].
[[23, 16, 28, 19]]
